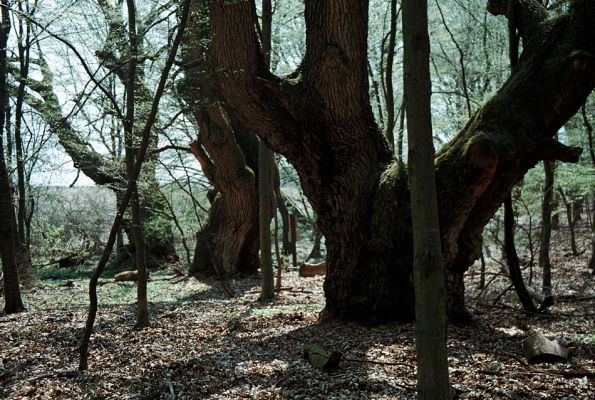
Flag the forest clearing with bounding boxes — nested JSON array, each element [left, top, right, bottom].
[[1, 0, 595, 398]]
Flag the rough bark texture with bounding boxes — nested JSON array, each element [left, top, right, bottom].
[[180, 2, 259, 277], [0, 0, 25, 314], [0, 140, 25, 314], [200, 0, 594, 322], [259, 0, 275, 299]]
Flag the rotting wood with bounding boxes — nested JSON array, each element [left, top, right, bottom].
[[522, 331, 570, 364]]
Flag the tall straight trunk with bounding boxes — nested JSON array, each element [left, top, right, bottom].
[[126, 0, 149, 328], [590, 198, 595, 274], [539, 160, 555, 296], [276, 188, 290, 254], [384, 0, 398, 153], [403, 0, 451, 398], [397, 98, 406, 164], [258, 0, 274, 300], [583, 104, 595, 273], [0, 0, 25, 314], [259, 139, 274, 298], [14, 0, 32, 248]]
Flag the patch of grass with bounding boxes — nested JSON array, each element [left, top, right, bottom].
[[572, 333, 595, 345], [34, 266, 94, 282]]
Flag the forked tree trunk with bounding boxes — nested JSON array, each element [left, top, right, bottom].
[[202, 0, 594, 322]]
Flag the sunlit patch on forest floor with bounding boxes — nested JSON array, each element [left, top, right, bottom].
[[1, 247, 594, 399]]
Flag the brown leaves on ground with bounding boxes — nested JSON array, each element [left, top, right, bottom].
[[1, 248, 594, 399]]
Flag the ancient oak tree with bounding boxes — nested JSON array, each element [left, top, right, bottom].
[[192, 0, 593, 322]]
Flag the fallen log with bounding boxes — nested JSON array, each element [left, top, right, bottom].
[[299, 261, 327, 277], [114, 270, 139, 282], [522, 331, 570, 364]]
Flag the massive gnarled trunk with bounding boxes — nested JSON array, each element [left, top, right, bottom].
[[180, 2, 259, 276], [200, 0, 594, 322]]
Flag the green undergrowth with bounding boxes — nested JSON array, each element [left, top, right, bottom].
[[24, 269, 209, 309]]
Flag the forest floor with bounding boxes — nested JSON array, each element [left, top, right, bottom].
[[1, 242, 594, 399]]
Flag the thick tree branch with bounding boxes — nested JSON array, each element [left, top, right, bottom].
[[487, 0, 549, 41], [205, 0, 306, 163]]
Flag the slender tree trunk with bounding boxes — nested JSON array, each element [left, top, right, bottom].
[[502, 1, 536, 313], [539, 160, 555, 296], [572, 198, 583, 222], [384, 0, 398, 153], [479, 248, 486, 290], [552, 193, 560, 230], [403, 0, 451, 397], [0, 0, 25, 314], [276, 190, 290, 255], [259, 140, 274, 298], [583, 104, 595, 273], [125, 0, 149, 328], [504, 195, 537, 312], [558, 188, 578, 255], [258, 0, 275, 300], [306, 221, 323, 261], [78, 2, 190, 368], [590, 198, 595, 274], [397, 98, 406, 164]]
